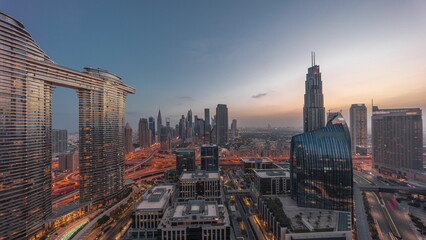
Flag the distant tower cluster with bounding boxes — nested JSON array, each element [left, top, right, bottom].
[[303, 52, 325, 133]]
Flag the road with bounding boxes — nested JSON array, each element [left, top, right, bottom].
[[355, 173, 395, 240], [71, 186, 137, 240], [355, 171, 420, 240], [353, 182, 371, 240]]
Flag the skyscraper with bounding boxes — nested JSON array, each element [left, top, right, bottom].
[[175, 149, 196, 176], [303, 52, 325, 133], [372, 106, 423, 172], [148, 116, 155, 145], [204, 108, 211, 144], [201, 144, 219, 171], [230, 119, 237, 139], [139, 118, 151, 148], [186, 109, 193, 140], [350, 104, 367, 155], [160, 126, 171, 152], [291, 113, 353, 212], [52, 129, 68, 153], [124, 123, 133, 153], [157, 109, 162, 143], [216, 104, 228, 146], [0, 12, 135, 239], [179, 115, 186, 140], [204, 108, 210, 126]]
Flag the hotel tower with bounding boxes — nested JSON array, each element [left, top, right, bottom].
[[0, 12, 135, 239]]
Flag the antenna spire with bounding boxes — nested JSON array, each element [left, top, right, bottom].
[[314, 52, 316, 65]]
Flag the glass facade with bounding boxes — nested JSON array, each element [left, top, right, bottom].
[[175, 149, 195, 176], [290, 120, 353, 212], [0, 12, 134, 239], [201, 145, 219, 171]]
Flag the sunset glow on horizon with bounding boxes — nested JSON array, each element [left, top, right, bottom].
[[4, 1, 425, 130]]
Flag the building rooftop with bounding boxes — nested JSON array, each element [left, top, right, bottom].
[[254, 169, 289, 178], [180, 170, 220, 180], [175, 148, 195, 153], [274, 162, 290, 169], [241, 157, 273, 163], [273, 196, 351, 232], [372, 107, 422, 116], [135, 185, 174, 211], [159, 200, 229, 228]]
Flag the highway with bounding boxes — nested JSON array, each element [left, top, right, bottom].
[[355, 171, 419, 240]]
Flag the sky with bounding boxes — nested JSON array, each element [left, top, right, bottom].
[[3, 1, 426, 132]]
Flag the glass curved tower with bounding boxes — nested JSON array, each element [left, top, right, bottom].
[[291, 114, 353, 212], [0, 12, 135, 239]]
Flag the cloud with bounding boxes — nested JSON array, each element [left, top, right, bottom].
[[252, 93, 268, 99], [175, 96, 195, 101]]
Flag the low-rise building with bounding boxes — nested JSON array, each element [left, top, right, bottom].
[[128, 185, 175, 239], [257, 196, 351, 240], [158, 200, 231, 240], [240, 157, 274, 175], [253, 169, 290, 196], [179, 170, 222, 202]]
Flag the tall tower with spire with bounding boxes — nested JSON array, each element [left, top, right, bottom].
[[303, 52, 325, 132], [157, 109, 162, 143]]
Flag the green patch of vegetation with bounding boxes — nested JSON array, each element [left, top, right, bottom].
[[362, 192, 379, 240], [265, 198, 292, 228]]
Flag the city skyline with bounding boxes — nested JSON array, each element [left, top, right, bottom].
[[3, 1, 426, 131]]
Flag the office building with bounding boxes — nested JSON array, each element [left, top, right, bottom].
[[139, 118, 151, 148], [176, 149, 196, 176], [179, 170, 221, 202], [204, 108, 210, 127], [160, 126, 171, 152], [157, 200, 231, 240], [148, 116, 155, 145], [204, 108, 211, 144], [372, 106, 423, 172], [303, 52, 325, 132], [240, 157, 274, 175], [216, 104, 228, 146], [257, 196, 352, 240], [201, 144, 219, 171], [58, 151, 79, 172], [253, 169, 290, 195], [291, 114, 353, 212], [0, 12, 135, 239], [129, 185, 175, 240], [230, 119, 237, 139], [52, 129, 68, 153], [350, 104, 367, 155], [124, 123, 133, 153]]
